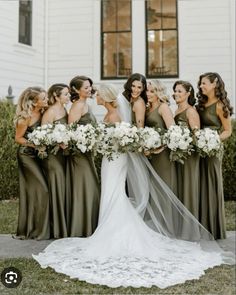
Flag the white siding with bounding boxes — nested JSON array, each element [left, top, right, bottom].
[[47, 0, 96, 86], [0, 0, 234, 117], [178, 0, 235, 114], [0, 0, 46, 101]]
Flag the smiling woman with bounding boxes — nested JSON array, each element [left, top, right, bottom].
[[65, 76, 100, 238], [14, 87, 50, 240]]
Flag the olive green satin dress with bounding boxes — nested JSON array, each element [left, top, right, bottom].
[[16, 121, 50, 240], [174, 110, 200, 219], [198, 102, 226, 239], [66, 111, 100, 237], [42, 116, 68, 238], [145, 107, 178, 195]]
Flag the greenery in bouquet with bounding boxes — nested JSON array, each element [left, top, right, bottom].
[[163, 124, 194, 164], [67, 122, 97, 155], [194, 128, 224, 159]]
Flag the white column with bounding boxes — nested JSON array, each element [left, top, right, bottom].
[[132, 0, 146, 75]]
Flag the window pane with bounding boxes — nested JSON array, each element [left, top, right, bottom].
[[117, 0, 131, 31], [19, 0, 32, 45], [163, 30, 178, 75], [162, 0, 176, 29], [103, 33, 131, 78], [147, 0, 161, 30], [102, 0, 116, 31], [147, 30, 177, 77]]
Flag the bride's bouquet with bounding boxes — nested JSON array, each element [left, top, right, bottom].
[[138, 127, 162, 152], [27, 123, 54, 158], [93, 123, 120, 160], [112, 122, 140, 154], [67, 123, 97, 154], [194, 128, 223, 159], [163, 124, 194, 164]]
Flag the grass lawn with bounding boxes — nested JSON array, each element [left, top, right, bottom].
[[0, 199, 235, 294]]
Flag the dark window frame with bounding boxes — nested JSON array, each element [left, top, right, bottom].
[[145, 0, 179, 79], [101, 0, 132, 80], [18, 0, 32, 46]]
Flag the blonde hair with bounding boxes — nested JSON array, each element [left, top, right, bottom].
[[14, 86, 45, 125], [148, 80, 169, 103], [98, 84, 118, 108]]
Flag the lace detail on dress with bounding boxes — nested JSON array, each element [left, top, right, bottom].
[[33, 154, 230, 288]]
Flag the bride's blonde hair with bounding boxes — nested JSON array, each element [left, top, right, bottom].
[[98, 84, 118, 108], [14, 86, 45, 125], [148, 80, 170, 103]]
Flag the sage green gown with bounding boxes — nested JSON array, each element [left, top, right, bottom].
[[198, 102, 226, 239], [174, 110, 200, 219], [145, 107, 178, 195], [16, 121, 50, 240], [66, 111, 100, 237], [42, 116, 68, 238]]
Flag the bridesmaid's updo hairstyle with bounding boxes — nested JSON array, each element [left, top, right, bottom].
[[69, 75, 95, 102], [173, 80, 196, 106], [196, 72, 233, 118], [15, 86, 46, 124], [47, 83, 69, 105], [98, 84, 118, 108], [148, 80, 170, 103], [123, 73, 148, 103]]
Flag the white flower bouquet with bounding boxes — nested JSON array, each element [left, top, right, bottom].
[[67, 123, 97, 154], [27, 123, 54, 158], [112, 122, 140, 154], [194, 128, 223, 159], [163, 124, 194, 164], [138, 126, 162, 153], [94, 123, 120, 161]]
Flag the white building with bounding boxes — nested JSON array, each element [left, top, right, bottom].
[[0, 0, 235, 118]]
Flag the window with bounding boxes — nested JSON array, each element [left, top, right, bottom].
[[101, 0, 132, 79], [19, 0, 32, 46], [146, 0, 178, 78]]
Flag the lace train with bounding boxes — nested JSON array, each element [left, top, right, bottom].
[[33, 155, 231, 288]]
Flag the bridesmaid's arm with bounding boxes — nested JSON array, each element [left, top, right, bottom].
[[15, 118, 34, 147], [186, 108, 200, 131], [217, 103, 232, 141], [159, 103, 175, 128], [134, 99, 146, 128], [68, 101, 84, 124]]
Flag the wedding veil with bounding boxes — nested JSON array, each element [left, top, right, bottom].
[[117, 93, 234, 263]]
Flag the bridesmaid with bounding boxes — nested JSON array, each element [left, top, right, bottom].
[[66, 75, 100, 237], [173, 80, 200, 219], [41, 83, 70, 238], [196, 72, 233, 239], [145, 80, 177, 194], [122, 73, 147, 127], [14, 86, 50, 240]]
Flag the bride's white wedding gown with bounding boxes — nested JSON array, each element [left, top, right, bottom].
[[33, 154, 229, 288]]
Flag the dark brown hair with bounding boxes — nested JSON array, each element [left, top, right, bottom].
[[173, 80, 196, 106], [69, 75, 95, 102], [196, 72, 233, 117], [122, 73, 148, 103]]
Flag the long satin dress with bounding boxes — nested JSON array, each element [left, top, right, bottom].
[[145, 107, 178, 195], [66, 111, 100, 237], [198, 102, 226, 239], [42, 115, 68, 238], [16, 121, 50, 240], [174, 110, 200, 219]]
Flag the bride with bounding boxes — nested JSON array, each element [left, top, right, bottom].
[[33, 84, 234, 289]]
